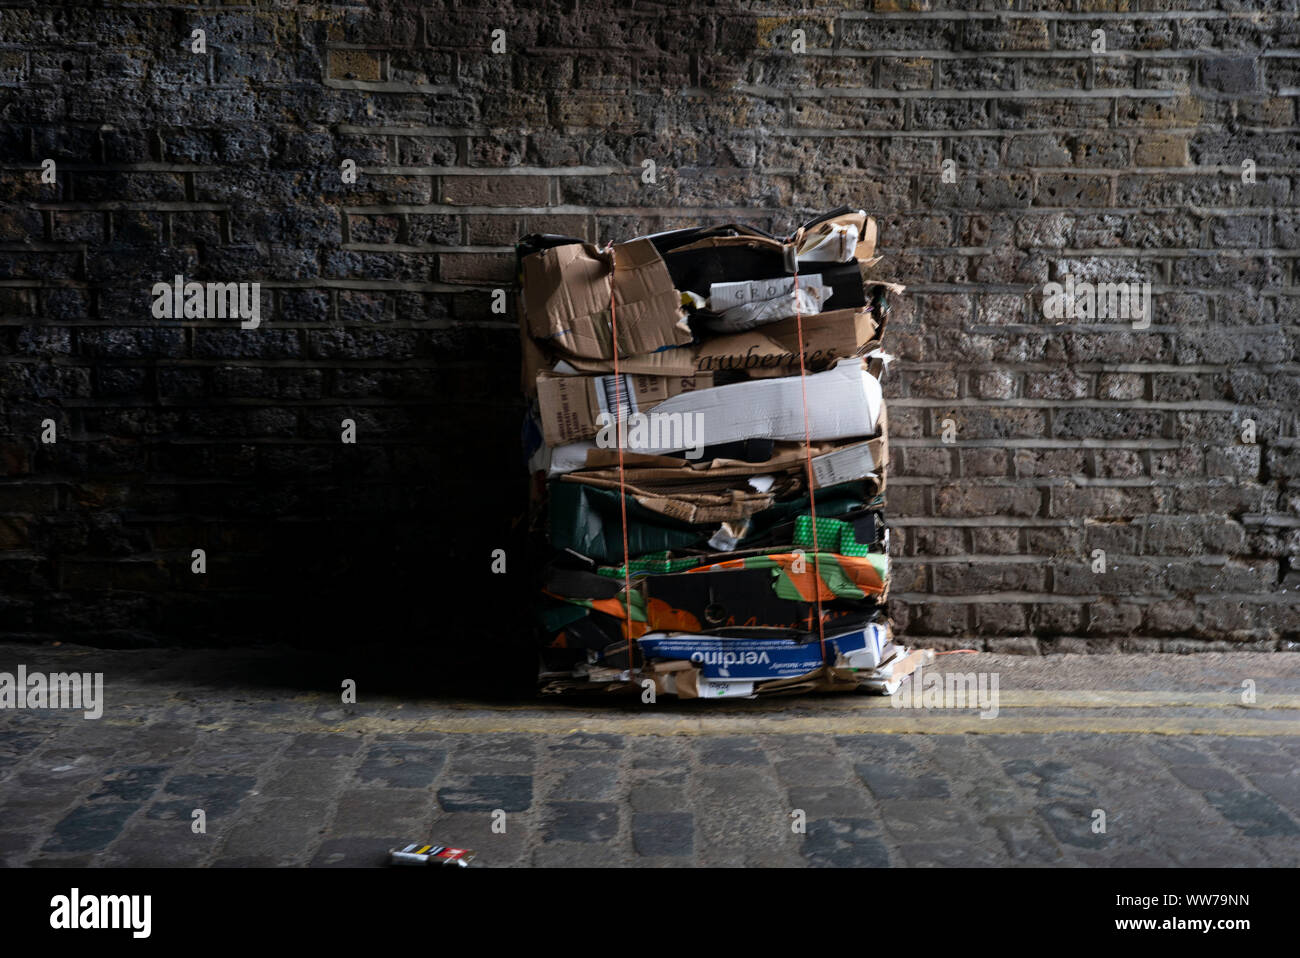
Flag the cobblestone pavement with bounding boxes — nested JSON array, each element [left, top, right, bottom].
[[2, 644, 1299, 868]]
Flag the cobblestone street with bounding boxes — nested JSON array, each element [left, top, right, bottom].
[[2, 644, 1299, 868]]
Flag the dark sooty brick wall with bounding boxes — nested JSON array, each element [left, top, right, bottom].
[[1, 1, 1298, 652]]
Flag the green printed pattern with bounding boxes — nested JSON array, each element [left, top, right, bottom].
[[595, 552, 703, 578], [793, 515, 873, 556]]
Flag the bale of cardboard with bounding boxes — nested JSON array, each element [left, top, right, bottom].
[[516, 209, 931, 699]]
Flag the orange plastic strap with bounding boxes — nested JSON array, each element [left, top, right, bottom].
[[792, 263, 827, 660], [608, 245, 635, 671]]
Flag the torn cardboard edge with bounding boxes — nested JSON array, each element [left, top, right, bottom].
[[541, 298, 889, 383], [556, 430, 889, 520], [793, 210, 878, 264], [521, 238, 693, 361], [519, 279, 905, 395]]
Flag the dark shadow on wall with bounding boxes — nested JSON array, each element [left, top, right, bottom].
[[0, 0, 760, 680]]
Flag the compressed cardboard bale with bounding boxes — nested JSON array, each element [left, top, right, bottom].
[[519, 209, 923, 700]]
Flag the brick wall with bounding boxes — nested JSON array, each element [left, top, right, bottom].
[[1, 1, 1297, 652]]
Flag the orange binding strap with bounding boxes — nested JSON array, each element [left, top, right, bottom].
[[608, 244, 635, 675], [792, 256, 828, 662]]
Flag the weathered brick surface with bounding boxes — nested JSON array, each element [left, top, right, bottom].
[[0, 1, 1296, 651]]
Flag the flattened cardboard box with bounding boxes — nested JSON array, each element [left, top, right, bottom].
[[555, 304, 880, 380], [536, 370, 713, 446], [521, 238, 692, 360], [693, 305, 878, 378], [567, 422, 888, 492], [542, 361, 884, 473], [636, 623, 892, 682]]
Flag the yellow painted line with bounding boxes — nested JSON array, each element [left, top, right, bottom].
[[82, 690, 1300, 738], [810, 690, 1300, 710], [312, 714, 1297, 736], [107, 711, 1300, 737]]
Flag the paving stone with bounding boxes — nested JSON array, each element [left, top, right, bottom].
[[113, 724, 198, 764], [86, 765, 169, 802], [0, 729, 47, 756], [547, 732, 624, 755], [629, 740, 685, 769], [262, 758, 351, 796], [357, 743, 446, 788], [427, 810, 530, 867], [27, 854, 96, 867], [1169, 764, 1243, 791], [1050, 739, 1160, 778], [100, 824, 212, 867], [977, 735, 1052, 759], [696, 767, 810, 863], [211, 856, 279, 867], [0, 831, 39, 863], [787, 785, 874, 819], [549, 765, 619, 800], [149, 772, 257, 820], [630, 767, 688, 787], [1162, 832, 1271, 868], [284, 732, 365, 759], [217, 798, 331, 863], [541, 801, 619, 843], [629, 785, 687, 813], [972, 786, 1033, 816], [310, 836, 400, 868], [922, 737, 1002, 781], [632, 812, 693, 857], [532, 842, 625, 867], [1202, 789, 1300, 838], [899, 841, 1008, 867], [1097, 788, 1215, 831], [1037, 801, 1109, 849], [44, 803, 142, 853], [0, 785, 93, 826], [801, 818, 891, 868], [332, 788, 434, 833], [1071, 848, 1176, 867], [988, 814, 1066, 864], [699, 737, 767, 767], [451, 734, 535, 758], [1205, 739, 1291, 776], [20, 756, 107, 787], [1000, 758, 1095, 802], [1246, 772, 1300, 810], [773, 756, 855, 786], [855, 765, 951, 800], [437, 774, 533, 812], [186, 734, 281, 774], [879, 798, 987, 842], [834, 734, 918, 759], [1146, 739, 1214, 766]]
